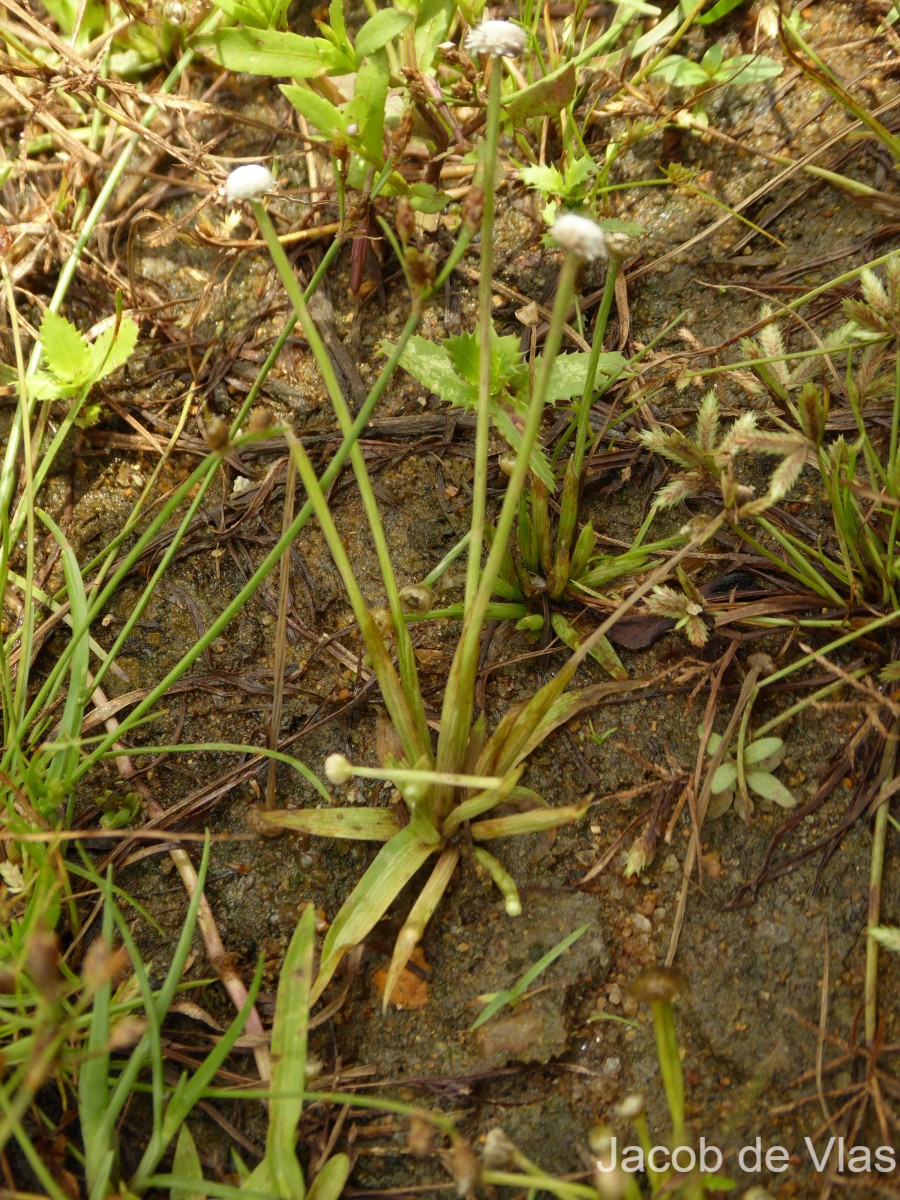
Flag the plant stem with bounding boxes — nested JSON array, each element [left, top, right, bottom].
[[466, 54, 504, 613], [571, 256, 621, 480], [252, 200, 432, 761]]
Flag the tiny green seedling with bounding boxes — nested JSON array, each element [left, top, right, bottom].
[[469, 923, 589, 1031], [520, 153, 597, 226], [702, 727, 795, 820], [650, 43, 783, 91]]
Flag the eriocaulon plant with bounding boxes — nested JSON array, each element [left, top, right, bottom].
[[250, 18, 732, 1010]]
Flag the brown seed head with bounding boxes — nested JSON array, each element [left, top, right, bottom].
[[629, 965, 688, 1006]]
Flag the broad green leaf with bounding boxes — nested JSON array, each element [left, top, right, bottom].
[[311, 827, 436, 1003], [40, 309, 91, 383], [257, 807, 401, 841], [743, 736, 784, 765], [212, 0, 274, 30], [191, 28, 351, 78], [306, 1155, 351, 1200], [711, 762, 738, 793], [650, 56, 712, 87], [354, 8, 412, 59], [392, 336, 476, 406], [721, 54, 783, 84], [87, 315, 139, 381], [746, 770, 795, 806], [280, 85, 347, 141], [701, 44, 725, 75], [505, 62, 575, 122], [346, 50, 389, 167], [413, 0, 454, 72], [171, 1125, 206, 1200], [546, 351, 625, 402]]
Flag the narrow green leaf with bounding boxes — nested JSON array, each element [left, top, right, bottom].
[[696, 0, 746, 24], [354, 9, 412, 59], [258, 807, 401, 841], [280, 85, 346, 141], [306, 1156, 351, 1200], [311, 828, 436, 1003], [171, 1126, 206, 1200], [471, 801, 590, 840]]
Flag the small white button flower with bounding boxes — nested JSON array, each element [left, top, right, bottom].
[[324, 753, 353, 785], [465, 19, 527, 58], [550, 213, 608, 261], [224, 164, 275, 203]]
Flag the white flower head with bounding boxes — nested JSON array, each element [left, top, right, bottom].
[[324, 753, 353, 785], [465, 19, 527, 58], [550, 213, 608, 262], [224, 164, 275, 203]]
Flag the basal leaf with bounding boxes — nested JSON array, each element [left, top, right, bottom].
[[746, 771, 795, 806], [722, 53, 783, 84], [743, 736, 783, 765], [505, 62, 575, 122], [171, 1126, 206, 1200], [354, 8, 412, 59], [257, 807, 400, 841], [280, 85, 347, 141], [40, 309, 91, 383], [711, 762, 738, 793], [311, 827, 436, 1003], [306, 1155, 351, 1200], [546, 351, 625, 402], [521, 163, 566, 196], [444, 330, 481, 386]]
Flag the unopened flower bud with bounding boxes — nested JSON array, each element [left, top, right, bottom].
[[224, 164, 275, 203], [324, 753, 353, 785], [482, 1128, 517, 1170], [550, 213, 608, 262], [465, 19, 527, 58]]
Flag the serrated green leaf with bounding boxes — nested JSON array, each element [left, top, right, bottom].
[[746, 770, 795, 806], [280, 85, 346, 140], [391, 335, 476, 406], [191, 27, 351, 78], [444, 331, 481, 386], [354, 8, 412, 59], [40, 310, 91, 383], [87, 315, 139, 381], [521, 163, 566, 195]]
